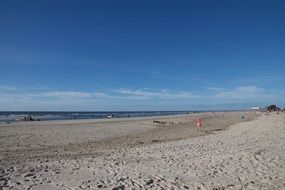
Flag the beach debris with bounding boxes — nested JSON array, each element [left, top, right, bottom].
[[153, 120, 180, 125], [151, 139, 161, 143], [107, 114, 113, 119], [153, 120, 167, 124]]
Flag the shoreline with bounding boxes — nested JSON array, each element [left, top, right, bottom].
[[0, 110, 253, 125], [0, 110, 250, 125]]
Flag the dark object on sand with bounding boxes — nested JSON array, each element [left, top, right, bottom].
[[266, 105, 281, 112], [24, 115, 34, 121], [153, 120, 167, 124], [23, 115, 40, 121]]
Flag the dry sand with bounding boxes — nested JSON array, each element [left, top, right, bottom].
[[0, 112, 254, 162], [1, 111, 284, 189]]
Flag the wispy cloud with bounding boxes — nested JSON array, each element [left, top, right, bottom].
[[33, 91, 93, 98], [116, 88, 200, 99], [25, 91, 112, 100], [213, 86, 275, 102], [0, 85, 17, 91], [207, 87, 224, 91], [0, 84, 284, 111]]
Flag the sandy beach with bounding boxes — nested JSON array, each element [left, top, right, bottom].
[[1, 111, 284, 189], [2, 0, 285, 189]]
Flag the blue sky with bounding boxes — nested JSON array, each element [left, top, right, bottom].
[[0, 0, 284, 111]]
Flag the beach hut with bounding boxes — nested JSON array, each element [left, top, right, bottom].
[[250, 106, 260, 110]]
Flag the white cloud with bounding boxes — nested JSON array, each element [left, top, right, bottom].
[[0, 84, 283, 111], [25, 91, 111, 99], [116, 88, 200, 99], [0, 85, 111, 110], [91, 92, 110, 97], [42, 91, 92, 98]]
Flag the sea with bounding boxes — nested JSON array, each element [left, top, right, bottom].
[[0, 111, 196, 123]]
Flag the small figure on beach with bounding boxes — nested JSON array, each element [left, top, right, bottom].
[[196, 117, 202, 132], [24, 115, 34, 121]]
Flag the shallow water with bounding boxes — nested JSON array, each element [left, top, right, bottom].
[[0, 111, 196, 122]]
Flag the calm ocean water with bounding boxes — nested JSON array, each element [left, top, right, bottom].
[[0, 111, 196, 123]]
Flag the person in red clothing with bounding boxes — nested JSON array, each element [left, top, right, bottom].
[[196, 117, 202, 132]]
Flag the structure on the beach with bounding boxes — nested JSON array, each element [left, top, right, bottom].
[[266, 105, 281, 112], [250, 106, 260, 110]]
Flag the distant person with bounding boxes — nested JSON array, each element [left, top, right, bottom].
[[196, 117, 202, 132]]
